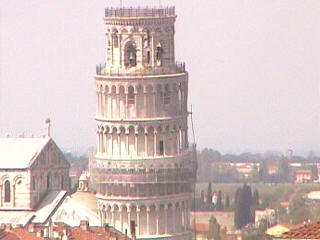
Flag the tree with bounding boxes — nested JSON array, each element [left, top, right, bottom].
[[279, 158, 290, 182], [234, 185, 254, 229], [206, 216, 221, 240], [259, 161, 268, 182], [206, 183, 213, 204], [234, 188, 242, 229], [216, 190, 223, 211], [253, 189, 259, 207], [225, 195, 230, 209]]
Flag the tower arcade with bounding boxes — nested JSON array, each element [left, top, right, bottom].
[[90, 7, 197, 240]]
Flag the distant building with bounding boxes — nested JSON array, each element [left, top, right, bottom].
[[190, 210, 235, 235], [255, 209, 276, 226], [307, 191, 320, 201], [294, 169, 312, 183], [69, 169, 82, 189]]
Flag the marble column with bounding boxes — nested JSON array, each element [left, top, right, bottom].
[[136, 206, 140, 236], [146, 206, 151, 235]]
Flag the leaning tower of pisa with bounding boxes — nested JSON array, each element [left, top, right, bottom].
[[90, 6, 197, 240]]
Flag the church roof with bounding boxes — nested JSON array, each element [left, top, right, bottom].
[[0, 137, 51, 169]]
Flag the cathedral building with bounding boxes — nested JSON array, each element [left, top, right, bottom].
[[0, 120, 71, 226], [90, 7, 197, 240]]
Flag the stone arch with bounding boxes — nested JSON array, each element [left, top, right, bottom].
[[128, 126, 135, 157], [146, 85, 154, 117], [156, 84, 163, 114], [4, 180, 10, 203], [136, 85, 144, 117], [147, 126, 155, 156], [104, 85, 109, 94], [112, 29, 119, 48], [111, 85, 118, 118], [120, 27, 128, 33], [119, 86, 126, 119], [13, 175, 23, 186], [156, 42, 164, 66], [124, 40, 137, 68], [128, 86, 135, 105], [137, 127, 145, 157], [0, 175, 10, 185], [164, 84, 170, 105]]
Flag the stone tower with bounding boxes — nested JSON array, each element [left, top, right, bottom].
[[90, 6, 197, 240]]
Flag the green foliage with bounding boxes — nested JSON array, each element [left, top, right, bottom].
[[216, 190, 223, 211], [234, 185, 254, 229], [278, 158, 290, 182], [207, 183, 213, 203], [206, 216, 221, 240], [253, 189, 259, 207], [225, 195, 230, 209], [65, 152, 88, 171]]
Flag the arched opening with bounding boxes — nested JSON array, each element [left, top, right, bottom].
[[47, 174, 51, 189], [32, 176, 36, 191], [4, 180, 10, 203], [125, 41, 137, 67], [61, 176, 64, 189], [113, 30, 119, 48], [128, 86, 135, 105], [156, 43, 164, 66], [164, 84, 170, 105]]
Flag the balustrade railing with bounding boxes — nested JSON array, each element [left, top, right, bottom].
[[95, 62, 186, 76], [105, 7, 176, 18]]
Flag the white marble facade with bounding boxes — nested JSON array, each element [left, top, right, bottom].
[[90, 7, 197, 240], [0, 136, 70, 210]]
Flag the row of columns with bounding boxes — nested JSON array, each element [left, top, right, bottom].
[[99, 202, 189, 237], [96, 87, 186, 119], [97, 128, 188, 157], [98, 183, 191, 198]]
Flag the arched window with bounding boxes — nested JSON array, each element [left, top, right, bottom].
[[61, 176, 64, 189], [156, 43, 164, 66], [147, 51, 151, 64], [128, 86, 135, 105], [125, 42, 137, 67], [32, 176, 36, 191], [164, 84, 170, 104], [47, 175, 50, 189], [113, 31, 119, 48], [4, 180, 10, 203]]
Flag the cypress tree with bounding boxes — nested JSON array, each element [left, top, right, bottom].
[[234, 188, 242, 229], [206, 183, 213, 203], [253, 189, 259, 206], [225, 195, 230, 209], [216, 190, 223, 211]]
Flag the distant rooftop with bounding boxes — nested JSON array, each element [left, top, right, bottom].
[[105, 6, 176, 18]]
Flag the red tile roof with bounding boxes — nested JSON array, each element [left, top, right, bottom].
[[281, 222, 320, 239], [4, 228, 44, 240], [70, 227, 129, 240]]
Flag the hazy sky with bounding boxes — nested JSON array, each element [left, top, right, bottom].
[[0, 0, 319, 155]]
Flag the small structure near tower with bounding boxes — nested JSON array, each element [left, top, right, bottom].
[[78, 171, 90, 192], [45, 118, 51, 137]]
